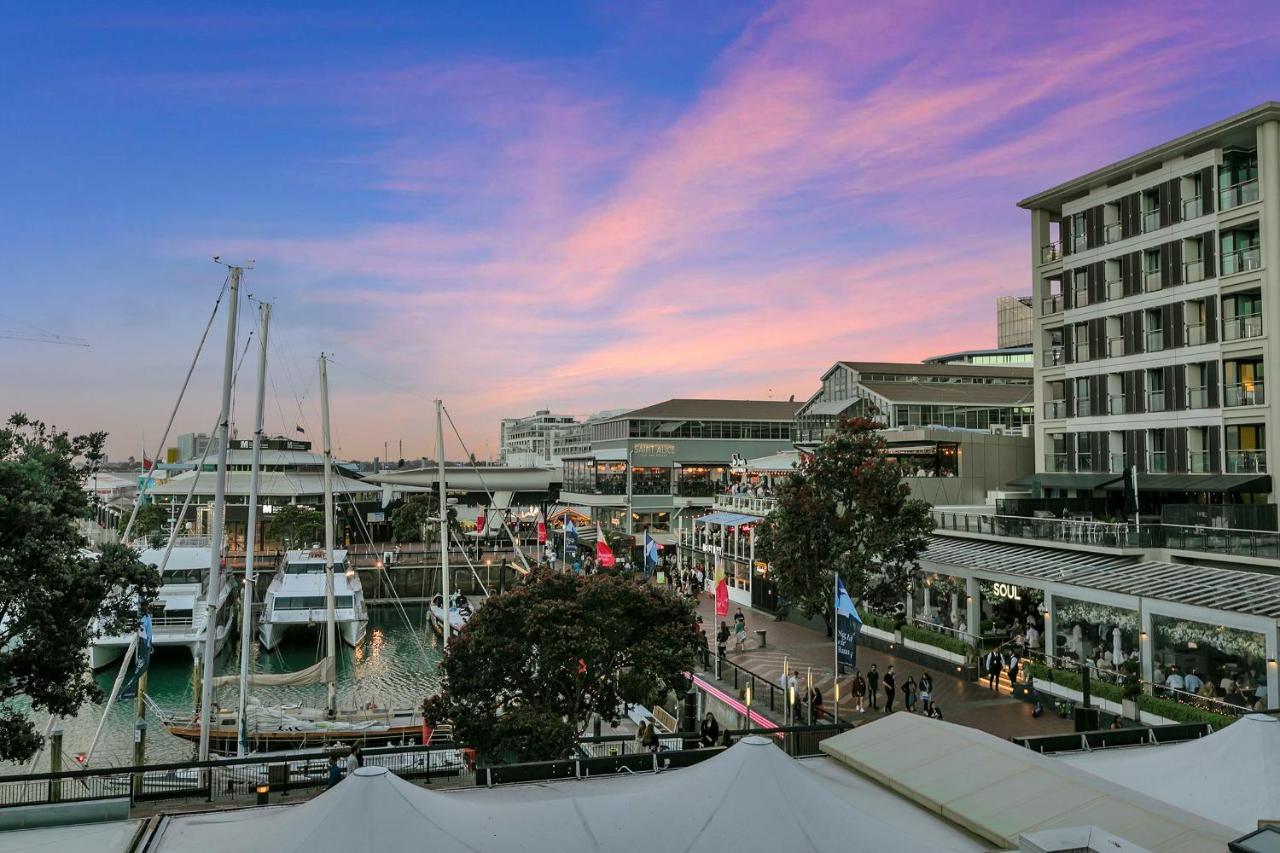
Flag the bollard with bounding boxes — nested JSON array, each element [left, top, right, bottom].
[[755, 629, 766, 649], [49, 725, 63, 804]]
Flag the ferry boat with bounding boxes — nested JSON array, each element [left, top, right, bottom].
[[258, 548, 368, 650], [90, 537, 235, 670]]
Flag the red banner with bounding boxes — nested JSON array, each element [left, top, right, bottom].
[[715, 577, 729, 617], [536, 513, 547, 544], [595, 523, 616, 568]]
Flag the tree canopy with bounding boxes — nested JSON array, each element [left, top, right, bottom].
[[757, 418, 933, 634], [424, 568, 698, 762], [119, 501, 168, 547], [390, 493, 457, 545], [267, 504, 324, 549], [0, 414, 159, 762]]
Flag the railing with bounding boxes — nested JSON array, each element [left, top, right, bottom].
[[1107, 336, 1125, 357], [1142, 209, 1161, 233], [1074, 454, 1094, 473], [1106, 278, 1123, 300], [713, 494, 777, 516], [1073, 396, 1093, 417], [1043, 400, 1066, 419], [1220, 178, 1259, 210], [1226, 449, 1267, 474], [1224, 312, 1263, 341], [1185, 385, 1209, 409], [1149, 451, 1168, 473], [1044, 453, 1068, 472], [1071, 286, 1088, 307], [1041, 241, 1062, 263], [1108, 453, 1127, 474], [1144, 270, 1162, 292], [1147, 390, 1166, 412], [1184, 323, 1206, 346], [1042, 293, 1063, 314], [1104, 222, 1122, 244], [1074, 343, 1091, 362], [931, 510, 1134, 548], [1183, 258, 1205, 283], [1072, 234, 1088, 253], [1146, 330, 1165, 352], [1187, 450, 1211, 473], [1043, 346, 1064, 367], [1107, 394, 1126, 416], [1221, 245, 1262, 276], [1182, 195, 1203, 220], [1224, 381, 1265, 407], [1159, 522, 1280, 559]]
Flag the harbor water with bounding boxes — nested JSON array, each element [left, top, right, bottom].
[[7, 605, 442, 773]]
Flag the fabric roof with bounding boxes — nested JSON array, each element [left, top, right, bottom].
[[153, 738, 978, 853], [1009, 472, 1123, 489], [820, 713, 1236, 851], [838, 360, 1033, 379], [148, 471, 371, 497], [1101, 472, 1271, 492], [802, 398, 855, 417], [0, 820, 144, 853], [696, 511, 757, 526], [745, 451, 800, 472], [1062, 714, 1280, 833]]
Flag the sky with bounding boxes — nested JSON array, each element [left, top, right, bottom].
[[4, 0, 1280, 461]]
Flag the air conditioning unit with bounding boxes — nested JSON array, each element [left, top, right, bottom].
[[990, 424, 1008, 435]]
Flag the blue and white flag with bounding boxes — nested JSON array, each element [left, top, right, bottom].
[[120, 612, 153, 701], [835, 577, 862, 668], [643, 531, 660, 576], [565, 518, 578, 554]]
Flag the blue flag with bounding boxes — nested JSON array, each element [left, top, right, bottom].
[[643, 531, 659, 577], [120, 612, 153, 701], [565, 519, 578, 554], [835, 577, 861, 668]]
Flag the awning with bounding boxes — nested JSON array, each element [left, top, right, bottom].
[[1008, 473, 1122, 490], [802, 399, 855, 417], [1103, 473, 1271, 492], [696, 512, 758, 526], [549, 505, 592, 521], [885, 443, 941, 456], [744, 452, 799, 473], [161, 594, 197, 612]]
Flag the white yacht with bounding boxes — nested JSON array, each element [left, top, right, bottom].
[[429, 592, 473, 638], [90, 537, 235, 670], [258, 548, 367, 650]]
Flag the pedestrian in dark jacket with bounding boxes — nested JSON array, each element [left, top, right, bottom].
[[716, 622, 730, 659], [867, 664, 880, 710], [919, 673, 934, 715], [883, 666, 897, 713], [700, 713, 720, 748], [902, 675, 917, 712]]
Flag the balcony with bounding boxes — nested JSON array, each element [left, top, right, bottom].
[[1041, 241, 1062, 263], [1043, 346, 1064, 367], [1146, 330, 1165, 352], [1106, 278, 1124, 300], [713, 493, 777, 517], [1225, 381, 1265, 407], [931, 510, 1134, 549], [1044, 453, 1068, 472], [1226, 449, 1267, 473], [1182, 196, 1203, 219], [1184, 323, 1206, 346], [1221, 246, 1262, 276], [1075, 454, 1094, 472], [1144, 270, 1162, 292], [1073, 396, 1093, 417], [1108, 394, 1126, 415], [1042, 293, 1063, 314], [1147, 390, 1167, 412], [1149, 451, 1169, 473], [1220, 179, 1260, 210], [1072, 234, 1088, 253], [1043, 400, 1066, 419], [1104, 222, 1122, 244], [1186, 385, 1209, 409], [1224, 313, 1263, 341], [1187, 450, 1211, 473], [1142, 210, 1161, 233], [1183, 259, 1205, 283], [1072, 288, 1090, 308], [1107, 336, 1125, 357], [1074, 343, 1091, 362], [1109, 453, 1128, 474]]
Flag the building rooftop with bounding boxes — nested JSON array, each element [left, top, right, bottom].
[[921, 346, 1033, 365], [836, 361, 1032, 380], [1018, 100, 1280, 211], [611, 399, 802, 421], [858, 381, 1034, 406]]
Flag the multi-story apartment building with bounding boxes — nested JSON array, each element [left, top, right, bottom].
[[499, 410, 580, 468], [1021, 103, 1277, 507]]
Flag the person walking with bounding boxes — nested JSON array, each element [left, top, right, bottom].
[[883, 666, 897, 713], [902, 675, 917, 712], [326, 754, 343, 788], [867, 664, 880, 710], [734, 617, 747, 653], [808, 685, 824, 721], [1007, 651, 1020, 689], [851, 669, 867, 713], [635, 720, 649, 749], [716, 621, 730, 660], [700, 712, 720, 748], [642, 720, 659, 753], [918, 672, 934, 715], [985, 649, 1004, 691]]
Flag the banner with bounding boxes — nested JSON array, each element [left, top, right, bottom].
[[714, 553, 729, 617], [595, 524, 616, 568], [565, 519, 578, 555], [120, 613, 153, 701], [536, 512, 547, 545], [835, 576, 861, 668]]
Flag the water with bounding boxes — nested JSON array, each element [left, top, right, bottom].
[[8, 606, 442, 773]]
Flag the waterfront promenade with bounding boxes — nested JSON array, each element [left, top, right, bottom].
[[696, 597, 1074, 740]]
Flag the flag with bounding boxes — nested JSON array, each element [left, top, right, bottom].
[[595, 524, 616, 568], [565, 518, 578, 554], [835, 576, 862, 668], [714, 553, 729, 617], [643, 531, 659, 577], [296, 424, 306, 434], [476, 512, 486, 534], [142, 457, 154, 472], [536, 511, 547, 545], [120, 612, 153, 701]]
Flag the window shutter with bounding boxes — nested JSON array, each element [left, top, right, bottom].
[[1128, 250, 1143, 296], [1135, 430, 1148, 474], [1132, 310, 1145, 354], [1203, 231, 1217, 278], [1201, 166, 1216, 214], [1064, 376, 1075, 416], [1205, 296, 1218, 343], [1209, 426, 1221, 473], [1207, 361, 1220, 407], [1093, 431, 1107, 473], [1092, 261, 1106, 303], [1166, 178, 1181, 227], [1063, 324, 1074, 365], [1171, 301, 1185, 349], [1169, 239, 1183, 286], [1172, 363, 1187, 411], [1061, 215, 1073, 258], [1063, 267, 1074, 310], [1172, 428, 1188, 473]]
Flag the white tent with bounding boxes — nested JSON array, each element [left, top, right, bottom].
[[1063, 713, 1280, 832], [153, 737, 982, 852]]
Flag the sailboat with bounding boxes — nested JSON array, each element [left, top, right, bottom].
[[157, 306, 424, 754], [429, 591, 472, 638]]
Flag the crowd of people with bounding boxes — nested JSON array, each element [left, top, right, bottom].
[[842, 664, 944, 719]]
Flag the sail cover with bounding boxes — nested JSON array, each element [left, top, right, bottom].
[[210, 657, 334, 689]]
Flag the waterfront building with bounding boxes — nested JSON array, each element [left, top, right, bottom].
[[499, 410, 581, 468], [558, 398, 800, 543], [1020, 102, 1280, 514], [175, 432, 211, 462]]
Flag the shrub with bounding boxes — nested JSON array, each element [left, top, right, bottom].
[[1026, 663, 1123, 702], [900, 624, 969, 656], [861, 612, 897, 633], [1136, 695, 1237, 728]]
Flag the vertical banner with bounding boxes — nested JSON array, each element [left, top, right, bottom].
[[714, 551, 729, 617], [835, 576, 861, 668], [536, 511, 547, 545]]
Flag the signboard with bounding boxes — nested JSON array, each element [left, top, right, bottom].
[[835, 577, 861, 669], [631, 441, 676, 465], [367, 511, 385, 523], [988, 582, 1022, 601]]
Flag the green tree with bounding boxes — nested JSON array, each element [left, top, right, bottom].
[[424, 568, 698, 762], [0, 414, 159, 762], [757, 418, 933, 635], [119, 501, 169, 547], [268, 504, 324, 549], [390, 494, 457, 544]]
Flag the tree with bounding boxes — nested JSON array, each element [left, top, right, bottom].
[[0, 414, 159, 762], [268, 504, 324, 549], [424, 568, 698, 762], [757, 417, 933, 635], [390, 493, 457, 544], [119, 501, 168, 547]]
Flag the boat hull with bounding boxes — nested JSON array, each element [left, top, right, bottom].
[[258, 617, 368, 651], [163, 722, 425, 754]]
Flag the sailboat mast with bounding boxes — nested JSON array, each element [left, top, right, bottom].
[[436, 399, 450, 644], [319, 355, 338, 718], [198, 264, 243, 761], [236, 301, 270, 756]]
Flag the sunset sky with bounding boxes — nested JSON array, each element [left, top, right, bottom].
[[4, 1, 1280, 460]]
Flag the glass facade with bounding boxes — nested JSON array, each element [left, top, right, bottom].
[[631, 466, 671, 495], [1054, 597, 1139, 671], [676, 465, 727, 496], [891, 404, 1034, 430], [563, 458, 628, 495], [627, 419, 791, 440], [1151, 615, 1268, 709]]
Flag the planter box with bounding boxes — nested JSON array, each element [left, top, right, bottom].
[[1030, 679, 1123, 717], [901, 637, 966, 665], [1122, 698, 1138, 721], [861, 625, 894, 643]]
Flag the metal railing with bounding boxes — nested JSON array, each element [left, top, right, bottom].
[[931, 510, 1133, 548], [713, 494, 777, 516], [1142, 210, 1161, 233], [1072, 288, 1089, 308], [1184, 323, 1206, 346], [1074, 343, 1091, 362], [1108, 453, 1128, 474], [1072, 234, 1088, 253], [1146, 329, 1165, 352], [1224, 312, 1263, 341], [1220, 178, 1259, 210], [1107, 336, 1125, 357], [1183, 258, 1205, 283], [1104, 222, 1122, 244], [1043, 400, 1066, 419], [1224, 381, 1265, 407], [1073, 396, 1093, 417], [1187, 450, 1211, 473], [1144, 270, 1162, 292], [1185, 385, 1209, 409], [1044, 453, 1068, 472], [1074, 453, 1094, 473], [1221, 245, 1262, 276], [1181, 196, 1203, 220], [1149, 451, 1168, 473], [1041, 241, 1062, 263], [1147, 390, 1167, 412], [1106, 278, 1124, 300], [1043, 346, 1064, 367], [1226, 449, 1267, 474], [1107, 394, 1126, 416], [1042, 293, 1063, 314]]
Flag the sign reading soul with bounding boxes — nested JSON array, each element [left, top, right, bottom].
[[989, 582, 1022, 601]]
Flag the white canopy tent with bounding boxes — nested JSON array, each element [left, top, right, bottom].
[[1063, 713, 1280, 833], [151, 737, 983, 852]]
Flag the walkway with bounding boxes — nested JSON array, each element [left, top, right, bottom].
[[697, 597, 1074, 740]]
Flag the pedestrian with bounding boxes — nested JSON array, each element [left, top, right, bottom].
[[903, 675, 917, 712], [642, 719, 659, 753], [734, 617, 747, 653], [636, 720, 649, 749], [867, 664, 880, 710], [851, 669, 867, 713], [918, 672, 933, 715], [1007, 652, 1020, 689], [809, 685, 824, 721], [349, 742, 364, 768], [733, 607, 745, 628], [788, 672, 800, 719], [883, 666, 897, 713], [700, 712, 720, 748], [716, 621, 730, 659], [326, 754, 342, 788], [928, 704, 943, 720], [985, 649, 1004, 691]]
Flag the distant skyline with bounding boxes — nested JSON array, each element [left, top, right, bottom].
[[4, 1, 1280, 459]]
